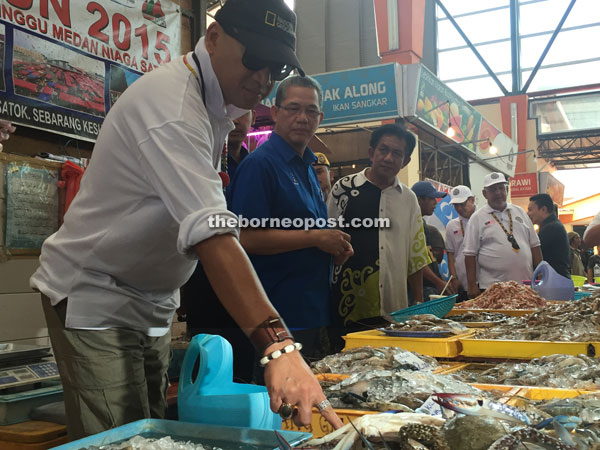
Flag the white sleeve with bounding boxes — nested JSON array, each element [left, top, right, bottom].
[[327, 180, 344, 219], [137, 120, 238, 256], [462, 215, 479, 256], [445, 221, 456, 253], [525, 211, 541, 247], [584, 211, 600, 240]]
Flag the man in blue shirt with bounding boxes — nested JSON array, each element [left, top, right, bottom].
[[228, 75, 352, 359]]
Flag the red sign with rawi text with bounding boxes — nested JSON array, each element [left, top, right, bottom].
[[0, 1, 181, 141], [510, 173, 538, 197]]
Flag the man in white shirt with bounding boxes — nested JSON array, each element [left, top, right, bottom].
[[30, 0, 341, 439], [445, 185, 476, 300], [463, 172, 542, 298]]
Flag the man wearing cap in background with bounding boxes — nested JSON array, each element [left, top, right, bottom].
[[445, 185, 476, 301], [228, 75, 353, 360], [327, 124, 429, 351], [313, 152, 332, 200], [412, 181, 457, 301], [527, 193, 571, 279], [30, 0, 342, 438], [568, 231, 587, 277], [463, 172, 542, 298]]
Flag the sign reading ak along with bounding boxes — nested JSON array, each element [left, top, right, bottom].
[[262, 63, 400, 127]]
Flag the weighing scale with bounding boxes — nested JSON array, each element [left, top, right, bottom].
[[0, 343, 60, 390], [0, 343, 64, 426]]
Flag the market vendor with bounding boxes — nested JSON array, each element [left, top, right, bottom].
[[30, 0, 342, 439], [568, 231, 587, 277], [463, 172, 542, 298]]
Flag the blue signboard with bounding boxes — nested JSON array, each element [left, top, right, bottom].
[[262, 63, 400, 127]]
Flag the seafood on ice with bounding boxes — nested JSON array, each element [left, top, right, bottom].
[[383, 314, 469, 335], [453, 354, 600, 390], [311, 346, 439, 376], [476, 297, 600, 341]]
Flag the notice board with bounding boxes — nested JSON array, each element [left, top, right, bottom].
[[0, 1, 182, 141], [0, 153, 61, 258]]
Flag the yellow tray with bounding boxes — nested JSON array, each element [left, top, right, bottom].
[[315, 362, 466, 383], [342, 330, 474, 357], [448, 308, 537, 317], [521, 386, 594, 400], [460, 338, 600, 359], [434, 364, 598, 399], [281, 407, 377, 437]]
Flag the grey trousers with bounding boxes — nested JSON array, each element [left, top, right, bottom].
[[42, 295, 171, 440]]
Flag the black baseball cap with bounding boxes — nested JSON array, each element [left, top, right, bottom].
[[411, 181, 448, 199], [215, 0, 305, 78]]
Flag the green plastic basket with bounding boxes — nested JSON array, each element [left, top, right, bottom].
[[388, 294, 457, 322]]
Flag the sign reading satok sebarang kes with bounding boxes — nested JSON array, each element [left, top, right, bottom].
[[0, 1, 181, 141]]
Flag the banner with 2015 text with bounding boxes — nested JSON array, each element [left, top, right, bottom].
[[0, 0, 181, 141]]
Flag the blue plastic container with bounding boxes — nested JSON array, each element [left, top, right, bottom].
[[388, 294, 457, 322], [50, 419, 311, 450], [178, 334, 280, 430], [532, 261, 574, 300]]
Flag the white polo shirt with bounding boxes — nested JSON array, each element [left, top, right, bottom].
[[463, 203, 540, 289], [30, 38, 242, 335], [445, 215, 469, 289]]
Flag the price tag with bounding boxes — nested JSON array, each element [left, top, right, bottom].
[[415, 396, 444, 417]]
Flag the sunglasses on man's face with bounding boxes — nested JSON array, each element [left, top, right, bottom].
[[242, 52, 293, 81]]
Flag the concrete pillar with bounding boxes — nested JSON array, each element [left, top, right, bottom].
[[372, 0, 425, 64], [499, 94, 529, 174]]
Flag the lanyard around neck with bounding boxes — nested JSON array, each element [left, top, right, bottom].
[[183, 53, 206, 107], [183, 52, 230, 189], [490, 209, 520, 252]]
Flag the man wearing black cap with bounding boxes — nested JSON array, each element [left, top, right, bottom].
[[30, 0, 341, 439], [412, 181, 457, 300]]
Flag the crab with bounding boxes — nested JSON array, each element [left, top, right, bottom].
[[305, 413, 445, 450]]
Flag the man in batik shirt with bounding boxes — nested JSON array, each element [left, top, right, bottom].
[[327, 124, 430, 350]]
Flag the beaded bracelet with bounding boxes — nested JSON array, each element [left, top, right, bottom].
[[259, 342, 303, 367]]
